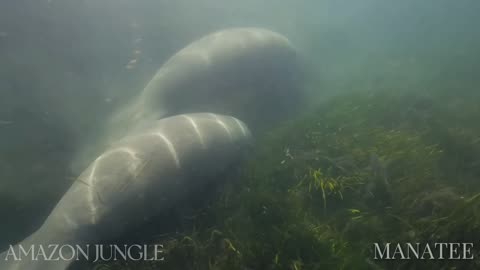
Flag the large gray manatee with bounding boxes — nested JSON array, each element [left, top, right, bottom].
[[0, 113, 251, 270], [109, 27, 300, 142], [73, 27, 299, 174]]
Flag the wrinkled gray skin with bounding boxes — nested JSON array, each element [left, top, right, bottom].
[[0, 113, 251, 270], [108, 27, 299, 142]]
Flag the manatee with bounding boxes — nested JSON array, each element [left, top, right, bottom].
[[0, 113, 251, 270], [73, 27, 300, 173], [109, 27, 300, 142]]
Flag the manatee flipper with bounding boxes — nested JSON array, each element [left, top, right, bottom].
[[0, 113, 251, 270]]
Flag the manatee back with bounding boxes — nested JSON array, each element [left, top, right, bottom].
[[138, 28, 301, 131], [44, 113, 251, 241]]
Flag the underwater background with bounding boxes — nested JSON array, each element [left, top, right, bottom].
[[1, 0, 480, 269]]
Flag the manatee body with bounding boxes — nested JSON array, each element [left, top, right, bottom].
[[110, 27, 300, 141], [0, 113, 251, 270], [75, 27, 299, 172]]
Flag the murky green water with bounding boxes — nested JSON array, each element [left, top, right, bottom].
[[1, 1, 480, 269]]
